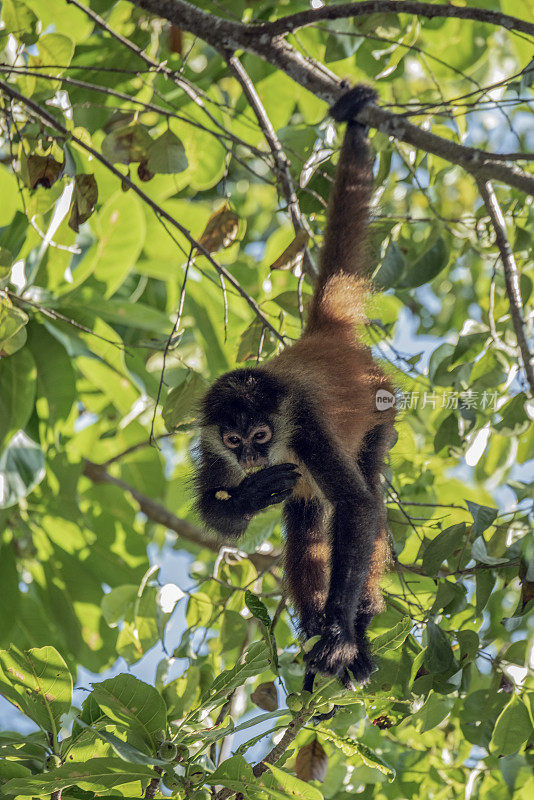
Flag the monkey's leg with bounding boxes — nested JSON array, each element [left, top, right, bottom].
[[291, 403, 382, 677], [283, 497, 329, 641], [347, 426, 392, 681], [310, 492, 379, 676]]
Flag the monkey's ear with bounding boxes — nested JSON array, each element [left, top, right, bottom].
[[329, 84, 378, 124]]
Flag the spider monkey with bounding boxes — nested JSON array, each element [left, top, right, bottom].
[[195, 85, 395, 692]]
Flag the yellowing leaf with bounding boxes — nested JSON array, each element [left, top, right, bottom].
[[269, 228, 309, 271], [101, 124, 152, 165], [197, 203, 239, 254]]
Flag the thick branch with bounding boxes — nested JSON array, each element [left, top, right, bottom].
[[477, 180, 534, 395], [0, 79, 284, 344], [129, 0, 534, 196], [255, 1, 534, 38], [82, 460, 277, 571], [226, 54, 317, 280]]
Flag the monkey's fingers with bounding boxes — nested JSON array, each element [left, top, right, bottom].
[[252, 466, 301, 491], [254, 463, 300, 481], [266, 487, 295, 505]]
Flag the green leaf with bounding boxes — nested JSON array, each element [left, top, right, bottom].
[[245, 590, 272, 628], [398, 236, 448, 288], [0, 431, 45, 509], [266, 763, 324, 800], [92, 191, 146, 297], [0, 543, 19, 646], [91, 674, 167, 748], [0, 335, 35, 452], [27, 324, 76, 425], [205, 641, 271, 707], [471, 537, 509, 566], [0, 211, 28, 259], [207, 754, 256, 792], [162, 370, 206, 430], [422, 524, 466, 577], [433, 413, 461, 454], [2, 757, 154, 795], [0, 645, 72, 735], [424, 621, 455, 674], [75, 719, 169, 766], [101, 585, 138, 627], [373, 240, 405, 289], [414, 690, 454, 733], [353, 742, 396, 781], [2, 0, 38, 44], [147, 129, 188, 174], [466, 501, 498, 536], [490, 696, 533, 756], [186, 591, 213, 629], [371, 617, 412, 654], [475, 570, 495, 614], [29, 32, 75, 76], [0, 297, 28, 350]]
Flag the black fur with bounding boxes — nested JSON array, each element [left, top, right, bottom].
[[201, 369, 286, 427], [290, 394, 379, 682]]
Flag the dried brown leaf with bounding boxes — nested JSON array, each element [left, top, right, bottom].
[[295, 739, 328, 783], [26, 154, 64, 189], [250, 681, 278, 712], [68, 174, 98, 232]]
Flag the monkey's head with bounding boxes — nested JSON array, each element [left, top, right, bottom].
[[200, 368, 287, 471]]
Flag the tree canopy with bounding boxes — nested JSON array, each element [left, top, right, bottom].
[[0, 1, 533, 799]]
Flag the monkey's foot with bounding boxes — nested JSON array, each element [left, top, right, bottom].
[[304, 622, 359, 677], [348, 644, 374, 685]]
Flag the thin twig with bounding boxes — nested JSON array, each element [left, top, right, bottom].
[[477, 179, 534, 395], [226, 54, 317, 281], [150, 247, 193, 444]]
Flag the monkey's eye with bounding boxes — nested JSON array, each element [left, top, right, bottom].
[[223, 432, 241, 448], [253, 426, 272, 443]]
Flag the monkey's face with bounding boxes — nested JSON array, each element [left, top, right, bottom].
[[220, 420, 273, 471]]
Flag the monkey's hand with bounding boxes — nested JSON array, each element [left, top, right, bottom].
[[232, 463, 300, 516]]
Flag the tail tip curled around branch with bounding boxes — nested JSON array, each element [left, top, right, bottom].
[[329, 84, 378, 124]]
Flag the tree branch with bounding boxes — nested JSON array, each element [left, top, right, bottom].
[[255, 1, 534, 38], [226, 54, 317, 280], [82, 460, 277, 572], [0, 78, 285, 344], [214, 710, 312, 800], [129, 0, 534, 197], [476, 180, 534, 395], [144, 767, 163, 800]]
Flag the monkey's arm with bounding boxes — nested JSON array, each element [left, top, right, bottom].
[[197, 457, 300, 538]]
